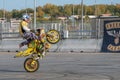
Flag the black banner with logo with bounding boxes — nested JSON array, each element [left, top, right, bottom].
[[101, 20, 120, 52]]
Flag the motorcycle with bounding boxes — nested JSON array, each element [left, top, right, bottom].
[[14, 29, 60, 72]]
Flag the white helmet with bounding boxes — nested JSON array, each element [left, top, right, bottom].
[[22, 14, 30, 20]]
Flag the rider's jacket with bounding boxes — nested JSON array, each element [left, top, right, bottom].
[[19, 20, 30, 36]]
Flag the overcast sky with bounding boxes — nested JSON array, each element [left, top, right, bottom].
[[0, 0, 119, 11]]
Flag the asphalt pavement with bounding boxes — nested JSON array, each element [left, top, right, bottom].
[[0, 52, 120, 80]]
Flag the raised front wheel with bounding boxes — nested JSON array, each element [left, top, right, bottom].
[[46, 29, 60, 44]]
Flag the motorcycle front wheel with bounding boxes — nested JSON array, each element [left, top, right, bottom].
[[46, 29, 60, 44], [24, 58, 39, 72]]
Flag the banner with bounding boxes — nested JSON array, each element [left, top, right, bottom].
[[101, 20, 120, 52]]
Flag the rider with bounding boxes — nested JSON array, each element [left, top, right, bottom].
[[19, 14, 38, 48], [17, 14, 40, 58], [18, 14, 48, 58]]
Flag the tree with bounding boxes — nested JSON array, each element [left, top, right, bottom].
[[6, 11, 12, 21], [57, 6, 64, 16], [1, 3, 120, 21], [11, 9, 21, 18], [0, 10, 3, 18], [95, 4, 107, 16], [25, 8, 34, 13], [115, 4, 120, 16], [64, 4, 72, 16], [43, 4, 59, 17], [37, 6, 44, 18], [84, 15, 90, 23], [85, 6, 94, 15]]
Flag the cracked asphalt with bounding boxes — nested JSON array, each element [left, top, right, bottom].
[[0, 52, 120, 80]]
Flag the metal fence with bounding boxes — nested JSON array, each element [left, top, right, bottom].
[[0, 17, 120, 39], [0, 19, 97, 39]]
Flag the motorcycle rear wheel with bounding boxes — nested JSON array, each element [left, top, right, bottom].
[[24, 58, 39, 72]]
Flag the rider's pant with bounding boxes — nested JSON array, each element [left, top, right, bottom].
[[20, 32, 38, 46]]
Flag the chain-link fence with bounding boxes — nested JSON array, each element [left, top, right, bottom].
[[0, 18, 103, 39], [1, 17, 120, 39]]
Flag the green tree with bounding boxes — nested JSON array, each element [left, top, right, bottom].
[[11, 9, 20, 18], [85, 6, 94, 15], [64, 4, 72, 16], [43, 3, 59, 18], [107, 5, 116, 15], [115, 4, 120, 16], [0, 10, 3, 18], [25, 8, 34, 13], [57, 6, 64, 16]]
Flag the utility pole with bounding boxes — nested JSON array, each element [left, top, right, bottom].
[[3, 0, 5, 20], [81, 0, 84, 38], [34, 0, 36, 31], [72, 4, 75, 28], [94, 0, 97, 15], [25, 0, 27, 13], [110, 0, 113, 5]]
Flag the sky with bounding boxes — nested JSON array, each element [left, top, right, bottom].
[[0, 0, 120, 11]]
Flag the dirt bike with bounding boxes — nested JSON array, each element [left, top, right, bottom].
[[14, 29, 60, 72]]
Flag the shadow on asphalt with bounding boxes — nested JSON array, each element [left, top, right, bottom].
[[0, 69, 25, 73]]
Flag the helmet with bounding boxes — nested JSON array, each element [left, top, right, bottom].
[[22, 14, 30, 21]]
